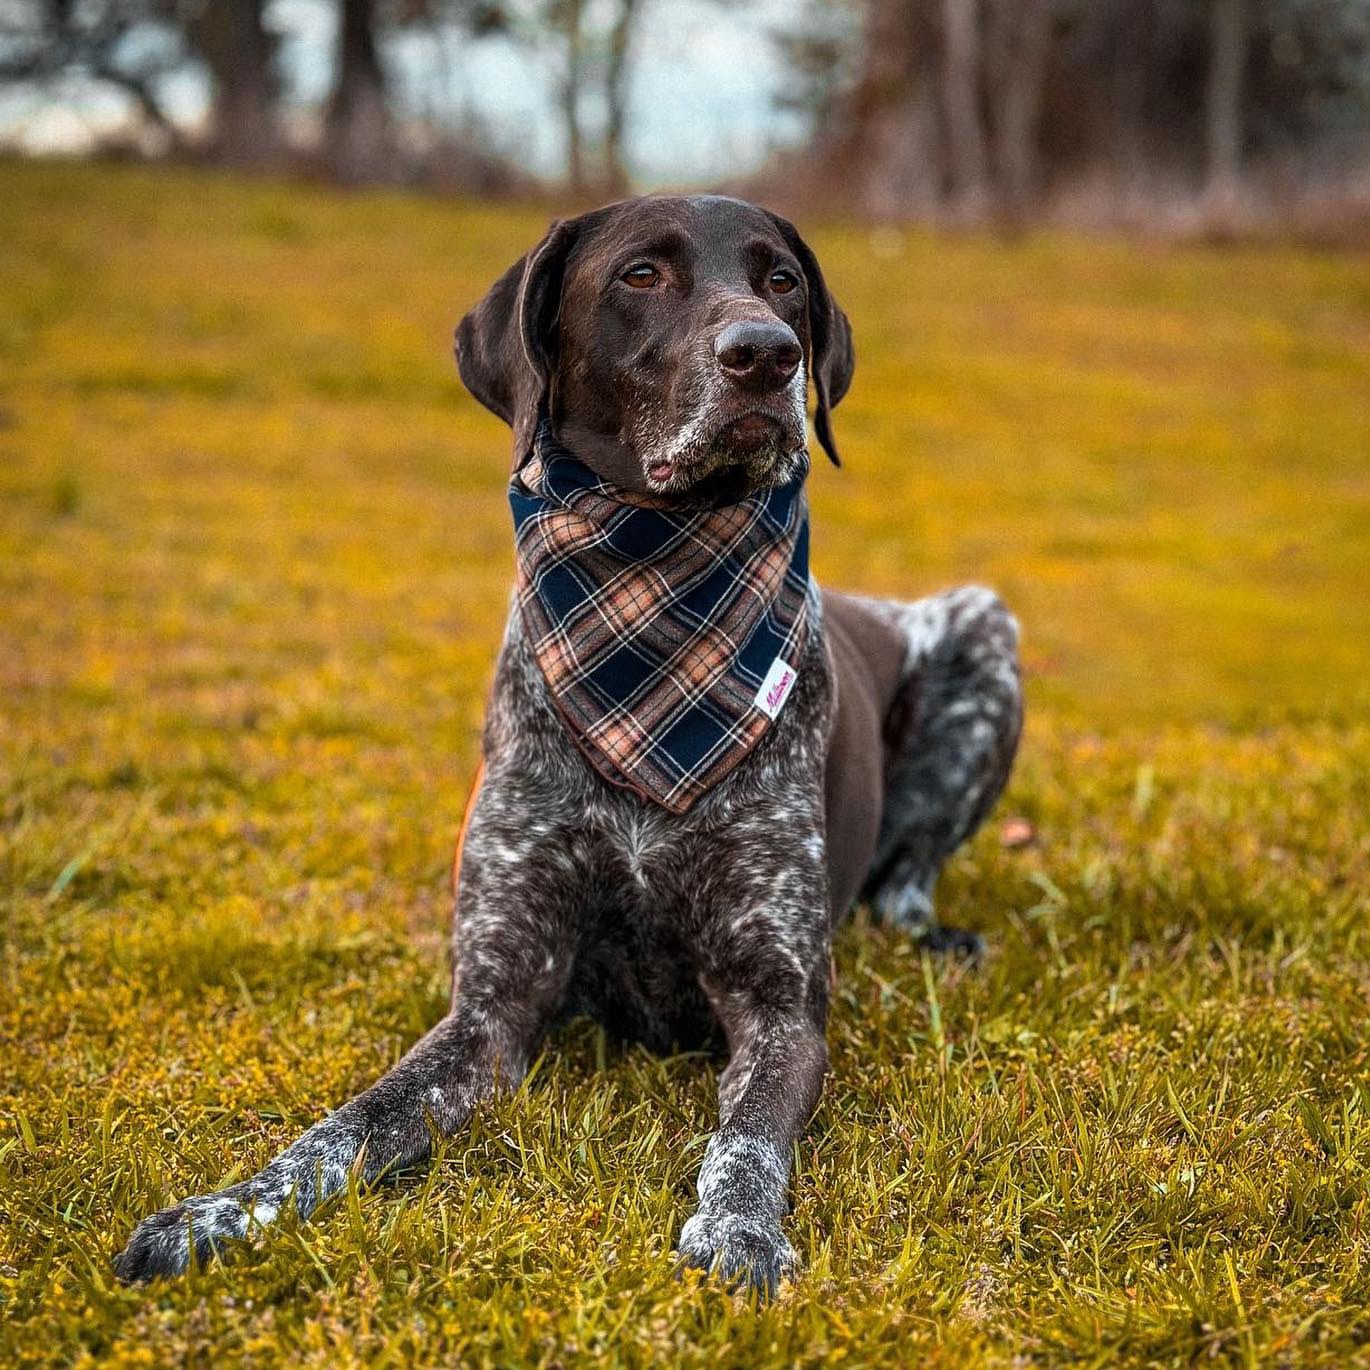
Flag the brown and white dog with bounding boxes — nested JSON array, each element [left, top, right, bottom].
[[115, 195, 1022, 1297]]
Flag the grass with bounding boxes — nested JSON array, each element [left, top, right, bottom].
[[1, 160, 1368, 1368]]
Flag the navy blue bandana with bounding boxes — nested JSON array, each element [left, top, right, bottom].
[[510, 424, 812, 813]]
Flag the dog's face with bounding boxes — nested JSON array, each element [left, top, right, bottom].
[[455, 195, 854, 499]]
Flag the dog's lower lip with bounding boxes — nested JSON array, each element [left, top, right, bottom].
[[718, 413, 784, 454], [728, 414, 778, 439], [649, 460, 673, 482]]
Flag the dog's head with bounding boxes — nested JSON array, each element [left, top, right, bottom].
[[455, 195, 854, 500]]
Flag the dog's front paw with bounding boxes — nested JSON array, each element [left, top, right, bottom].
[[113, 1193, 251, 1284], [676, 1209, 798, 1298]]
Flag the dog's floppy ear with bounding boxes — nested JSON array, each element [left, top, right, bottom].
[[454, 217, 582, 466], [766, 212, 855, 467]]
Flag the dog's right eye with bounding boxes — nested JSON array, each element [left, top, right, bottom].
[[621, 264, 660, 289]]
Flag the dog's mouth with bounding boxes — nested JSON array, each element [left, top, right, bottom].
[[645, 412, 803, 498]]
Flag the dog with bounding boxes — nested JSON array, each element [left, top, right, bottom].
[[114, 194, 1022, 1296]]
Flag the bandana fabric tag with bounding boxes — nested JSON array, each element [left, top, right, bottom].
[[510, 422, 812, 814], [753, 657, 798, 720]]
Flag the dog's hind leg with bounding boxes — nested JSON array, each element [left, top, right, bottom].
[[113, 822, 575, 1283], [858, 585, 1022, 953]]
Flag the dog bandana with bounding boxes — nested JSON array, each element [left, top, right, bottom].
[[510, 423, 812, 814]]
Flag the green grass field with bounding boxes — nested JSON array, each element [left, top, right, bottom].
[[2, 161, 1369, 1367]]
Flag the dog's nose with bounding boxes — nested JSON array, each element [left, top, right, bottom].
[[714, 320, 802, 390]]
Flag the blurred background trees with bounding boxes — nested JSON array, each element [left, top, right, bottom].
[[782, 0, 1370, 226], [1, 0, 1367, 231]]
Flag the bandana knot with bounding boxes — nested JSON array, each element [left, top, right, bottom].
[[510, 424, 812, 812]]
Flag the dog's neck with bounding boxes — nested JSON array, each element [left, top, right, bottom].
[[548, 419, 808, 509]]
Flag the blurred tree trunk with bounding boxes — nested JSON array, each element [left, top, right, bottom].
[[326, 0, 395, 184], [818, 0, 943, 218], [553, 0, 587, 195], [988, 0, 1051, 219], [1107, 2, 1150, 196], [602, 0, 640, 195], [1205, 0, 1247, 204], [941, 0, 989, 214], [192, 0, 280, 166]]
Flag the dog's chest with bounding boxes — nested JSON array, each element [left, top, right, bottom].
[[461, 608, 836, 1048], [486, 605, 833, 911], [559, 797, 825, 1049]]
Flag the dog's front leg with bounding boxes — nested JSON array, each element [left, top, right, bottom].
[[113, 871, 572, 1283], [677, 968, 829, 1298], [113, 1001, 535, 1282]]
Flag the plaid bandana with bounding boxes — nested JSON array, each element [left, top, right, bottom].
[[510, 423, 812, 813]]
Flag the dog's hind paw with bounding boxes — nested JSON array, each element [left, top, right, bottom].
[[867, 881, 986, 959], [113, 1194, 250, 1284], [676, 1210, 798, 1299], [915, 923, 986, 959]]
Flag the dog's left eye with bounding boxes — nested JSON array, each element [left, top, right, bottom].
[[768, 270, 798, 295], [622, 264, 660, 288]]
